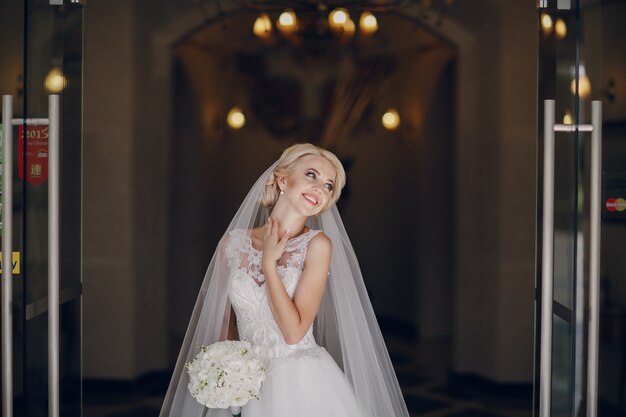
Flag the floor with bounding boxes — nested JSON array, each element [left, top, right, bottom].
[[84, 329, 534, 417]]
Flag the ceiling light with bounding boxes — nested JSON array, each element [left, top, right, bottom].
[[541, 13, 553, 35], [44, 67, 67, 93], [227, 107, 246, 129], [253, 13, 273, 40], [571, 74, 591, 99], [342, 18, 356, 40], [563, 111, 573, 125], [382, 109, 400, 131], [277, 9, 298, 34], [555, 18, 567, 39], [359, 12, 378, 36], [329, 8, 349, 27]]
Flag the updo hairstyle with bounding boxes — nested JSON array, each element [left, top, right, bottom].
[[261, 143, 346, 212]]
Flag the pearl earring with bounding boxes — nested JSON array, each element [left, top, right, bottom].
[[280, 189, 285, 195]]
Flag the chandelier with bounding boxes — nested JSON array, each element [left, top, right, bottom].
[[251, 8, 378, 44], [227, 0, 456, 46]]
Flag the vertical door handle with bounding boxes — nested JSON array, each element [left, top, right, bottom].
[[587, 100, 602, 417], [2, 95, 14, 417], [540, 99, 556, 417], [1, 95, 61, 417], [540, 99, 603, 417], [48, 95, 60, 417]]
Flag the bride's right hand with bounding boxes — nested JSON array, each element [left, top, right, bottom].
[[261, 217, 290, 269]]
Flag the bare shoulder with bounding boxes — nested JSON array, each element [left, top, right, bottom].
[[250, 226, 264, 239], [302, 231, 332, 280], [307, 231, 332, 257]]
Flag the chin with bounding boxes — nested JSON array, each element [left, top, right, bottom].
[[311, 206, 326, 216], [300, 207, 321, 218]]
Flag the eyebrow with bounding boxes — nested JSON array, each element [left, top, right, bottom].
[[308, 168, 335, 184]]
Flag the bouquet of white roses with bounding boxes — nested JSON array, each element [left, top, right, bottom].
[[185, 340, 266, 417]]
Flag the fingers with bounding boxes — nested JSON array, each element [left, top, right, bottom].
[[279, 226, 290, 244], [265, 217, 280, 242], [264, 217, 289, 244], [271, 218, 279, 239], [264, 217, 272, 239]]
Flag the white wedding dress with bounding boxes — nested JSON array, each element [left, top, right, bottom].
[[226, 229, 366, 417]]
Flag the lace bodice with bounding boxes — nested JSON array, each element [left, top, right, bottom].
[[226, 228, 323, 362]]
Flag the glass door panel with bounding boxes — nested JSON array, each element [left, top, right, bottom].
[[536, 1, 584, 417], [536, 0, 591, 415], [1, 1, 83, 416], [535, 0, 626, 416]]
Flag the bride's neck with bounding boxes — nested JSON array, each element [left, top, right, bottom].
[[269, 203, 308, 237]]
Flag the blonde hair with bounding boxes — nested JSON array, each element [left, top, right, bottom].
[[261, 143, 346, 212]]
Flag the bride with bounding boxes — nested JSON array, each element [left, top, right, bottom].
[[159, 143, 410, 417]]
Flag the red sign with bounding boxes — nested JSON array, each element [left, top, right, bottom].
[[18, 125, 49, 186], [607, 198, 617, 212], [606, 197, 626, 212]]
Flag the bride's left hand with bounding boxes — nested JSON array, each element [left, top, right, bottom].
[[261, 217, 290, 270]]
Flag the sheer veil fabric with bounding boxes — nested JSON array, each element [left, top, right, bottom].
[[159, 163, 410, 417]]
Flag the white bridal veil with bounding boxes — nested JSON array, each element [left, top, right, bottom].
[[159, 163, 410, 417]]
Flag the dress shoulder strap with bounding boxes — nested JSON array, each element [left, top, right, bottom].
[[282, 229, 322, 270]]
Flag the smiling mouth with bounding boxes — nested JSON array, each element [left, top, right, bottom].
[[302, 193, 319, 206]]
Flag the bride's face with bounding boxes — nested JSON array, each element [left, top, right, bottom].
[[279, 155, 337, 216]]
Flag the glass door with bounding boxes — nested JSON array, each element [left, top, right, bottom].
[[536, 0, 626, 416], [536, 3, 586, 416], [1, 1, 83, 416]]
